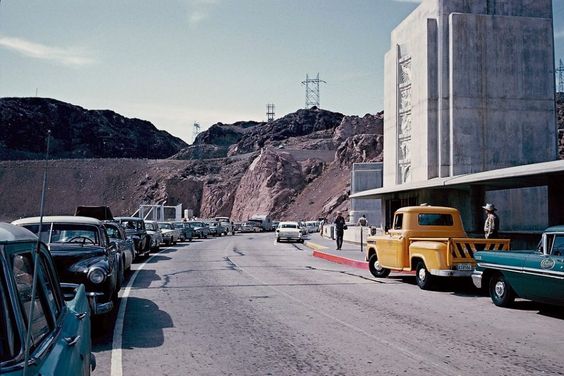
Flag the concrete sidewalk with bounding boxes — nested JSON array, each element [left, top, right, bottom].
[[304, 233, 368, 270]]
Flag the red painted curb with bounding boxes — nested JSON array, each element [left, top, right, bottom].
[[312, 249, 369, 270]]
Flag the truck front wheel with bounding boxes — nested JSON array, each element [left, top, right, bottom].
[[489, 273, 515, 307], [369, 254, 390, 278], [415, 261, 434, 290]]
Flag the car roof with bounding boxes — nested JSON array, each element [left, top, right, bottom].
[[114, 217, 143, 221], [544, 225, 564, 233], [0, 223, 38, 243], [12, 215, 103, 226], [396, 206, 460, 214], [280, 221, 299, 225]]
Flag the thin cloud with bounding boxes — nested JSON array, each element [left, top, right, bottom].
[[184, 0, 220, 27], [391, 0, 421, 3], [0, 34, 95, 67], [555, 29, 564, 39]]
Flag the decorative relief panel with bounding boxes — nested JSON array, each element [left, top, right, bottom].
[[397, 56, 412, 184]]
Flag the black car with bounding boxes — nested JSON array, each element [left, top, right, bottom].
[[12, 215, 121, 316], [114, 216, 151, 259]]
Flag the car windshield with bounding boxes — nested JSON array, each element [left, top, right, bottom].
[[159, 223, 172, 229], [281, 224, 298, 229], [121, 220, 142, 230], [145, 222, 158, 231], [191, 222, 203, 227], [22, 223, 99, 245], [105, 225, 121, 239]]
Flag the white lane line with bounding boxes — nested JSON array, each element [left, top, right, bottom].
[[110, 247, 168, 376]]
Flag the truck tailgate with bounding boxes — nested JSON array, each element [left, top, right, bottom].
[[450, 238, 510, 263]]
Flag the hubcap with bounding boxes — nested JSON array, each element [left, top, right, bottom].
[[374, 260, 382, 271], [495, 281, 505, 297], [418, 268, 426, 281]]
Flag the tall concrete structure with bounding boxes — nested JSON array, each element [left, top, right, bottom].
[[383, 0, 556, 187]]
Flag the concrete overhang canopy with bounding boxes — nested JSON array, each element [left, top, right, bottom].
[[350, 160, 564, 199]]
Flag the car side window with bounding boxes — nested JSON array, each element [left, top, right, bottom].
[[393, 214, 403, 230], [11, 252, 52, 348], [551, 235, 564, 256], [38, 252, 63, 320], [0, 263, 21, 363]]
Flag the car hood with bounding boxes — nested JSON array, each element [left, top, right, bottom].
[[48, 243, 108, 278]]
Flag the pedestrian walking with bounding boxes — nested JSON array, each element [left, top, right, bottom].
[[334, 211, 346, 250], [483, 203, 499, 239]]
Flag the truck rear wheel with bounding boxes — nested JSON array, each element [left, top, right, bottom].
[[369, 254, 390, 278], [489, 273, 515, 307], [415, 261, 433, 290]]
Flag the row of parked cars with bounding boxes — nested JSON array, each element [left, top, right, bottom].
[[0, 206, 237, 375]]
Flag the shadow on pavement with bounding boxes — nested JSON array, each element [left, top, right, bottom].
[[146, 255, 172, 264], [122, 297, 173, 349], [131, 269, 162, 288]]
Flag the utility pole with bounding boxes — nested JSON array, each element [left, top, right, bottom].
[[192, 122, 202, 160], [301, 73, 326, 109]]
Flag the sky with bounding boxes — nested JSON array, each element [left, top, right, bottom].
[[1, 0, 564, 143]]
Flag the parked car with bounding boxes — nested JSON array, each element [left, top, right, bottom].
[[305, 221, 319, 233], [0, 223, 96, 375], [473, 225, 564, 308], [240, 222, 262, 233], [114, 217, 151, 259], [276, 221, 304, 243], [158, 222, 180, 245], [207, 221, 225, 236], [145, 220, 163, 251], [12, 216, 122, 316], [104, 221, 134, 273], [188, 221, 209, 239], [220, 221, 233, 235], [174, 221, 194, 242]]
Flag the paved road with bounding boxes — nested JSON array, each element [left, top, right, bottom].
[[92, 233, 564, 376]]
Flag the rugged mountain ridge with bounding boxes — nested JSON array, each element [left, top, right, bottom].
[[0, 97, 187, 160]]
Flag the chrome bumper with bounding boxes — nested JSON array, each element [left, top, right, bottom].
[[430, 269, 474, 277], [471, 270, 483, 289], [86, 292, 114, 315]]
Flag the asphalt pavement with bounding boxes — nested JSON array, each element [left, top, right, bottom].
[[91, 232, 564, 376]]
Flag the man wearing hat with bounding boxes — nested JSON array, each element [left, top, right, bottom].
[[334, 211, 346, 250], [483, 203, 499, 239]]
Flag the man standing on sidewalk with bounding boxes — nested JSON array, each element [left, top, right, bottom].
[[334, 211, 346, 250]]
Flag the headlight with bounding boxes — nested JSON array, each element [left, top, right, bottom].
[[88, 268, 106, 284]]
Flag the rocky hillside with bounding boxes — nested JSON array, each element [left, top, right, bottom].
[[0, 101, 384, 222], [0, 97, 187, 160]]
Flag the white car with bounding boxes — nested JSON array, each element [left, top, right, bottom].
[[276, 221, 304, 243]]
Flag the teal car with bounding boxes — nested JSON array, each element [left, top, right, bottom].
[[472, 225, 564, 308], [0, 223, 95, 375]]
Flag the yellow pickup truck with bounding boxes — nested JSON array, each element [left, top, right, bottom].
[[365, 205, 510, 289]]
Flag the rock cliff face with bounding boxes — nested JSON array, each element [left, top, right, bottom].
[[0, 97, 187, 160]]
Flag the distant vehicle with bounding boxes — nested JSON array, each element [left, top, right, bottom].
[[214, 216, 231, 223], [220, 221, 233, 235], [174, 221, 194, 242], [104, 221, 134, 273], [13, 216, 122, 316], [298, 221, 308, 236], [145, 220, 163, 252], [272, 220, 280, 229], [305, 221, 319, 233], [188, 221, 209, 239], [240, 222, 262, 233], [114, 217, 151, 258], [158, 222, 180, 245], [276, 221, 304, 243], [248, 214, 273, 231], [0, 223, 96, 375]]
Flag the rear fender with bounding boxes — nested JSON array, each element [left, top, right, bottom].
[[409, 241, 448, 270]]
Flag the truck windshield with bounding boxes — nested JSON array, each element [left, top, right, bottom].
[[418, 214, 453, 226]]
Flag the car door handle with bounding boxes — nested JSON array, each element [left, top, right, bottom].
[[64, 336, 81, 346], [75, 312, 87, 320]]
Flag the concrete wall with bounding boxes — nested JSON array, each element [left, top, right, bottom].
[[383, 0, 556, 186]]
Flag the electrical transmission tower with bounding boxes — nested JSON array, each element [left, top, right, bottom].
[[192, 122, 201, 144], [557, 59, 564, 93], [192, 122, 202, 160], [301, 73, 326, 109], [266, 104, 275, 122]]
